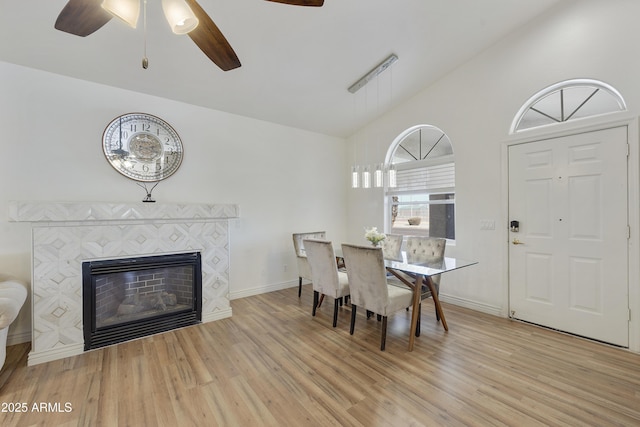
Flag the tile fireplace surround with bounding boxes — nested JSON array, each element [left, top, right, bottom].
[[9, 201, 239, 366]]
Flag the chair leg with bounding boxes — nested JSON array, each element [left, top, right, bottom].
[[318, 294, 324, 307], [333, 299, 340, 327], [366, 310, 372, 319], [380, 316, 388, 351], [377, 314, 382, 322], [298, 277, 302, 297], [350, 305, 357, 335], [312, 291, 319, 316], [416, 303, 421, 337]]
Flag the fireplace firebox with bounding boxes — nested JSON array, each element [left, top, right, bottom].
[[82, 252, 202, 350]]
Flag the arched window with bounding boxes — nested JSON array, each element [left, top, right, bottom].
[[386, 125, 455, 240], [511, 79, 626, 133]]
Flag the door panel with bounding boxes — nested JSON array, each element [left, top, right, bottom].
[[525, 252, 552, 303], [568, 174, 601, 239], [569, 256, 601, 312], [509, 126, 628, 347]]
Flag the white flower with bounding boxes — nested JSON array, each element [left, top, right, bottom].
[[364, 227, 386, 245]]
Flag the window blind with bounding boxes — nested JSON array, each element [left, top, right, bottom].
[[387, 162, 455, 195]]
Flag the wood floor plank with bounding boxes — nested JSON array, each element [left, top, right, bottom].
[[1, 284, 640, 426]]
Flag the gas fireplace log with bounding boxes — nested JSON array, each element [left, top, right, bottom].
[[117, 291, 178, 316]]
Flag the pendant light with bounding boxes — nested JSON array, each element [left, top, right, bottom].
[[362, 165, 371, 189], [374, 163, 384, 188], [387, 163, 397, 188], [351, 165, 360, 188]]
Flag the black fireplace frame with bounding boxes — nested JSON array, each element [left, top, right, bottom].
[[82, 252, 202, 351]]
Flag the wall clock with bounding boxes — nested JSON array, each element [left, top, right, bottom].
[[102, 112, 184, 182]]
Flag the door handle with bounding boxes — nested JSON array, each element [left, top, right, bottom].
[[512, 238, 525, 245]]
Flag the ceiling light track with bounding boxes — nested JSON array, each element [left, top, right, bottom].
[[348, 54, 398, 94]]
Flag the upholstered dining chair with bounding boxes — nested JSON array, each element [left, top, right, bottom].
[[292, 231, 326, 297], [380, 233, 403, 261], [304, 239, 350, 328], [341, 243, 415, 351], [404, 236, 446, 329]]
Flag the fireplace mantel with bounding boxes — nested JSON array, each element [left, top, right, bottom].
[[10, 201, 239, 365], [8, 201, 239, 223]]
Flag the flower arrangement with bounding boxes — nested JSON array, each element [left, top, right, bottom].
[[364, 227, 386, 247]]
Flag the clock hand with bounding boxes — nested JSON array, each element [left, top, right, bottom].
[[113, 116, 129, 158]]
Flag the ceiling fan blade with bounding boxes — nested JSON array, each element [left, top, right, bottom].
[[184, 0, 241, 71], [54, 0, 112, 37], [265, 0, 324, 6]]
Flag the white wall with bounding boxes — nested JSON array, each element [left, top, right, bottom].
[[0, 61, 348, 343], [347, 0, 640, 341]]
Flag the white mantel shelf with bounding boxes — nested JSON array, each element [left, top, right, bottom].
[[10, 201, 239, 366], [8, 201, 239, 223]]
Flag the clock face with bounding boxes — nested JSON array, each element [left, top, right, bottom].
[[102, 113, 184, 182]]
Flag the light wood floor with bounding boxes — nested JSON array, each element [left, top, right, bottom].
[[1, 285, 640, 426]]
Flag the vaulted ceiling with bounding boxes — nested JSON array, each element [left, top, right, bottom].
[[0, 0, 560, 137]]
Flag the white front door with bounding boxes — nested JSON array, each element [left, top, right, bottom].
[[508, 126, 629, 347]]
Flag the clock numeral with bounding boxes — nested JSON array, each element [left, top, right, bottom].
[[129, 123, 152, 133]]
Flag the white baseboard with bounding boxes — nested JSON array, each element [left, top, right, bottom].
[[28, 343, 84, 366], [202, 307, 233, 323], [7, 330, 31, 346], [439, 294, 504, 317], [228, 284, 506, 320], [230, 280, 298, 300]]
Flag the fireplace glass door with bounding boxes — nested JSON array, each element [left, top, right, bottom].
[[83, 252, 202, 350]]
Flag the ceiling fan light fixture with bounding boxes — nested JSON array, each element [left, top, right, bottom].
[[162, 0, 199, 34], [102, 0, 140, 28]]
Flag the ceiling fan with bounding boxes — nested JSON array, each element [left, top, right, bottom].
[[54, 0, 324, 71]]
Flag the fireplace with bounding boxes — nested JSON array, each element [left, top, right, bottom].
[[82, 252, 202, 350], [11, 201, 237, 365]]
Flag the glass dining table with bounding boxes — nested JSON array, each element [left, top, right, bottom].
[[335, 248, 478, 351]]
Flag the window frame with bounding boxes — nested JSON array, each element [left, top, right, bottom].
[[510, 79, 626, 133], [384, 125, 456, 241]]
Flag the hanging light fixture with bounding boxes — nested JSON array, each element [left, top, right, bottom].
[[348, 54, 398, 94], [387, 163, 397, 188], [348, 54, 398, 188], [102, 0, 140, 28], [374, 163, 384, 188], [351, 165, 360, 188], [348, 54, 399, 190], [362, 165, 371, 189], [162, 0, 199, 34]]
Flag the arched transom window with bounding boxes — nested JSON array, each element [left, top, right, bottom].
[[511, 79, 626, 133], [386, 125, 455, 240]]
